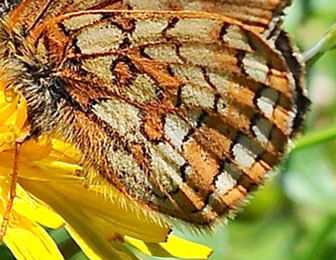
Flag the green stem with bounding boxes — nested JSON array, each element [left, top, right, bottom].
[[304, 23, 336, 65], [292, 125, 336, 152]]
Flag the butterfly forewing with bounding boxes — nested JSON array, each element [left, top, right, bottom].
[[8, 0, 290, 38], [16, 10, 300, 225]]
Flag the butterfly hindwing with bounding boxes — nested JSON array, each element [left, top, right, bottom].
[[14, 10, 302, 225]]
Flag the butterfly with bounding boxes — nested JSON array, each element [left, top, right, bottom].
[[0, 0, 309, 228]]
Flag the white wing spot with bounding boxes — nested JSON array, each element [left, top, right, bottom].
[[93, 98, 142, 142], [62, 14, 103, 31], [233, 136, 263, 170], [243, 53, 269, 83], [215, 170, 237, 195], [164, 113, 191, 149], [252, 118, 273, 145], [77, 21, 124, 55], [223, 25, 252, 51], [257, 88, 279, 118], [181, 84, 215, 109], [131, 18, 169, 44]]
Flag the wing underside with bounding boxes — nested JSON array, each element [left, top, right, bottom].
[[3, 1, 308, 226], [20, 11, 304, 225]]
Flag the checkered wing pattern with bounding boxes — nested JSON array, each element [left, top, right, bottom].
[[0, 0, 308, 226]]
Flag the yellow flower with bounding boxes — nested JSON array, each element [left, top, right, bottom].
[[0, 88, 212, 259]]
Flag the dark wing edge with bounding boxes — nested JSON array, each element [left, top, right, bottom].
[[275, 31, 310, 136]]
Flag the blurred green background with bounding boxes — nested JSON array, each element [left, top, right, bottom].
[[1, 0, 336, 259]]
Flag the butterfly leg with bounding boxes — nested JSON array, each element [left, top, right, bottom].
[[0, 141, 22, 242]]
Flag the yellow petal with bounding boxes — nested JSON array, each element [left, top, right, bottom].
[[124, 237, 152, 256], [4, 213, 64, 260], [14, 185, 64, 229], [19, 177, 170, 242], [0, 148, 81, 182], [14, 96, 27, 130], [20, 138, 52, 162], [0, 95, 17, 125], [18, 179, 133, 260], [125, 235, 213, 259], [51, 139, 82, 162], [17, 176, 173, 260], [66, 224, 139, 260], [159, 235, 212, 259]]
